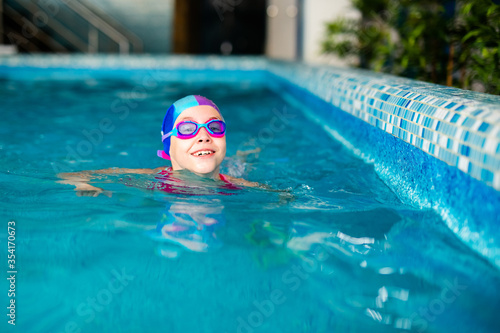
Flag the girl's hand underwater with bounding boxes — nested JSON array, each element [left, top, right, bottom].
[[57, 170, 119, 198], [74, 183, 112, 198]]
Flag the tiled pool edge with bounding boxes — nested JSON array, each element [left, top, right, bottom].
[[267, 61, 500, 192], [266, 61, 500, 267], [0, 55, 269, 84], [0, 54, 269, 70], [270, 76, 500, 268]]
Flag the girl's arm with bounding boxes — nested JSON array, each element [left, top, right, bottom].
[[223, 175, 295, 204], [57, 167, 165, 197], [222, 175, 261, 188]]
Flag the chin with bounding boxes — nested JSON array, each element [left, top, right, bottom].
[[191, 162, 219, 175]]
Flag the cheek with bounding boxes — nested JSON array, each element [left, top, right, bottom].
[[217, 138, 227, 156], [170, 138, 190, 158]]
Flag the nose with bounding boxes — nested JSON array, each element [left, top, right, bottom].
[[196, 127, 212, 143]]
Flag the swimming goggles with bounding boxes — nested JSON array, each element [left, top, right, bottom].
[[162, 119, 226, 140]]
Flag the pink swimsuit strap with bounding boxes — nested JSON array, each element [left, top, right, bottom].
[[219, 173, 230, 182], [157, 167, 238, 188]]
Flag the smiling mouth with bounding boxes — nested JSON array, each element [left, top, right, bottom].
[[192, 150, 215, 157]]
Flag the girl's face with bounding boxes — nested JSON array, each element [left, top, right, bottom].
[[169, 105, 226, 178]]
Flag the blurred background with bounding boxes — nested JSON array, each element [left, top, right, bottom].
[[0, 0, 498, 94], [0, 0, 353, 62]]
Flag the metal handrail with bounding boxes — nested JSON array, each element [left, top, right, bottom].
[[5, 0, 143, 53], [13, 0, 88, 52], [63, 0, 132, 53], [3, 3, 68, 52], [78, 0, 143, 53]]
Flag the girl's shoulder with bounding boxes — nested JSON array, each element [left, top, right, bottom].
[[156, 166, 173, 175]]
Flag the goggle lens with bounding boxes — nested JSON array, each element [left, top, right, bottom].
[[178, 122, 198, 135], [207, 120, 225, 134]]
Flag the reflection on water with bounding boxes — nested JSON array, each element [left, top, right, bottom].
[[149, 200, 225, 257], [231, 206, 500, 333]]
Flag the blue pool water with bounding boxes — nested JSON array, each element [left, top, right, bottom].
[[1, 71, 500, 333]]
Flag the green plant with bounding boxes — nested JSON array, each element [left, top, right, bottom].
[[458, 0, 500, 94], [322, 0, 395, 71], [322, 0, 500, 95]]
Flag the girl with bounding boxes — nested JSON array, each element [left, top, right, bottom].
[[58, 95, 259, 197]]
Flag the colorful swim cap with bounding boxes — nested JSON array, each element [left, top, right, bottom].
[[157, 95, 223, 160]]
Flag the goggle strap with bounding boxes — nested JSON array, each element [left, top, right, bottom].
[[157, 150, 171, 160], [162, 131, 173, 141]]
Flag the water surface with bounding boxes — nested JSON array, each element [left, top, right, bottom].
[[1, 75, 499, 333]]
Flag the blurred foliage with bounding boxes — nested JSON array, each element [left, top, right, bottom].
[[322, 0, 500, 95]]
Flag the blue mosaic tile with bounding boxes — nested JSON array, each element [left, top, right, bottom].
[[268, 61, 500, 190], [478, 122, 490, 133]]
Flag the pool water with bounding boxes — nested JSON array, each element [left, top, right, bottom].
[[1, 73, 499, 333]]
